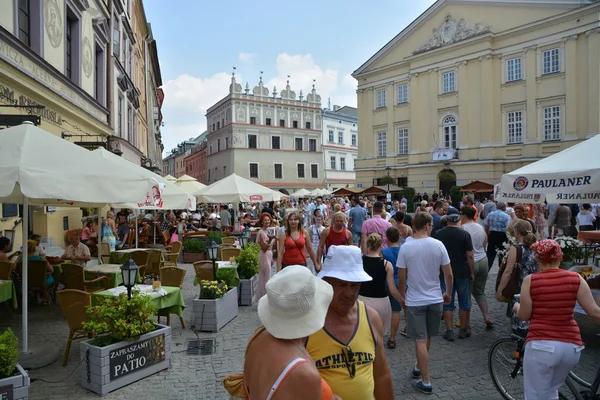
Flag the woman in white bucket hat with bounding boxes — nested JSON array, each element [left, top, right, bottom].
[[243, 266, 340, 400]]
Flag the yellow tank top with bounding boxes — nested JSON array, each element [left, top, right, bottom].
[[305, 301, 376, 400]]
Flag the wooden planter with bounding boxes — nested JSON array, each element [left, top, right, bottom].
[[239, 274, 258, 306], [192, 287, 238, 332], [182, 252, 206, 263], [0, 364, 30, 400], [79, 324, 171, 396]]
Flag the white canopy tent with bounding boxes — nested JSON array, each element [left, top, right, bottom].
[[498, 134, 600, 204], [290, 188, 311, 199], [310, 188, 328, 197], [164, 174, 177, 182], [175, 174, 206, 195], [0, 123, 156, 357]]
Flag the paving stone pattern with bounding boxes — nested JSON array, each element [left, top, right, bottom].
[[1, 262, 599, 400]]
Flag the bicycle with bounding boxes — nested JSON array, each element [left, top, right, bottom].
[[488, 332, 600, 400]]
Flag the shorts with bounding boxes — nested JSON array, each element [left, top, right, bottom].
[[386, 287, 402, 312], [440, 277, 471, 312], [547, 218, 556, 227], [406, 303, 443, 340], [351, 231, 362, 245]]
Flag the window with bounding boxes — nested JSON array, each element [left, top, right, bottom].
[[297, 164, 305, 178], [250, 116, 256, 125], [217, 139, 221, 152], [209, 142, 213, 154], [212, 123, 215, 131], [377, 132, 386, 157], [351, 133, 357, 147], [293, 120, 298, 128], [127, 106, 133, 143], [274, 164, 283, 179], [249, 163, 258, 178], [223, 166, 226, 177], [117, 95, 123, 137], [507, 111, 523, 144], [266, 118, 271, 126], [311, 164, 318, 179], [397, 84, 408, 104], [18, 0, 30, 46], [506, 58, 522, 82], [304, 121, 311, 129], [328, 130, 334, 143], [543, 48, 560, 75], [295, 138, 303, 151], [271, 136, 280, 150], [279, 119, 285, 127], [376, 89, 386, 108], [208, 169, 210, 181], [397, 177, 408, 187], [442, 115, 457, 149], [94, 43, 105, 103], [214, 168, 218, 180], [338, 131, 344, 145], [309, 139, 317, 152], [442, 71, 455, 93], [113, 19, 120, 57], [340, 157, 346, 170], [225, 137, 229, 149], [543, 106, 561, 141], [128, 44, 133, 77], [248, 134, 257, 149], [2, 204, 18, 218], [397, 128, 408, 155], [353, 158, 356, 170], [66, 15, 74, 80], [217, 121, 220, 129], [132, 114, 137, 147], [330, 156, 336, 170]]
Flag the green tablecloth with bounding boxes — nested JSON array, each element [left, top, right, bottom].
[[0, 280, 17, 309], [193, 263, 240, 287], [91, 286, 185, 318]]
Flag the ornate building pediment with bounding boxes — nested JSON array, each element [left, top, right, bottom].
[[412, 14, 491, 55]]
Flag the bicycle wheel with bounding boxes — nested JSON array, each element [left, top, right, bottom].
[[489, 338, 525, 400]]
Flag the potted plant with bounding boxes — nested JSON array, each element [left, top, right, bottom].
[[0, 328, 30, 400], [236, 243, 260, 306], [182, 238, 206, 263], [79, 292, 171, 396], [192, 280, 238, 332], [555, 236, 585, 269], [207, 231, 224, 245]]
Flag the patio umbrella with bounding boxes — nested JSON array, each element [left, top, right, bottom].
[[175, 174, 206, 195], [193, 173, 281, 203], [0, 122, 156, 356], [310, 188, 326, 197], [498, 135, 600, 204], [164, 174, 177, 182], [290, 188, 311, 198]]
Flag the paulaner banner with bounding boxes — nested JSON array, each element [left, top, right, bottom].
[[494, 184, 600, 204]]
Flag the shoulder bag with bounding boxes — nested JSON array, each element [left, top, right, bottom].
[[495, 244, 523, 302]]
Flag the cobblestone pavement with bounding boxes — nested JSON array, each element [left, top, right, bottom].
[[1, 262, 599, 400]]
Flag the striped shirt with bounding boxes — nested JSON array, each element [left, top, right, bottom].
[[527, 269, 583, 346]]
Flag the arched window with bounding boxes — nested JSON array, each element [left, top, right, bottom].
[[442, 114, 457, 149]]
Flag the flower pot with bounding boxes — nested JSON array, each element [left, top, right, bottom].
[[79, 324, 171, 396], [182, 252, 206, 263], [239, 274, 258, 306], [0, 364, 30, 400], [192, 287, 238, 332]]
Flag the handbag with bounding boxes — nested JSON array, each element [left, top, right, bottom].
[[222, 326, 266, 398], [495, 244, 523, 302]]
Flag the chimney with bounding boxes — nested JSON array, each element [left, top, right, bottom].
[[333, 105, 340, 111]]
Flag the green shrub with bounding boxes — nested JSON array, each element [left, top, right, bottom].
[[83, 291, 157, 346], [215, 268, 238, 287], [207, 231, 224, 245], [398, 187, 416, 212], [183, 238, 206, 253], [0, 328, 19, 378], [379, 175, 395, 185], [450, 186, 462, 208], [236, 242, 259, 279]]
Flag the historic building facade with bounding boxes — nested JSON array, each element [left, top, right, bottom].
[[185, 131, 208, 183], [205, 73, 325, 193], [353, 0, 600, 195], [322, 106, 358, 191]]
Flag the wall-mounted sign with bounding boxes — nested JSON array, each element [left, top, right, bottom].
[[109, 334, 166, 380], [432, 149, 457, 162], [0, 84, 63, 126], [0, 384, 14, 400]]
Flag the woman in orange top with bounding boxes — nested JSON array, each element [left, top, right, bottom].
[[276, 212, 318, 272]]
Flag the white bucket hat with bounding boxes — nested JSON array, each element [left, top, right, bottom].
[[318, 245, 372, 283], [258, 266, 333, 340]]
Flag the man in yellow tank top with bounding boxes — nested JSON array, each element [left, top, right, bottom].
[[305, 245, 395, 400]]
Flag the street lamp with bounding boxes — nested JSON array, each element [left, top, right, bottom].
[[385, 166, 392, 205], [206, 240, 219, 280], [239, 234, 248, 249], [120, 258, 139, 299], [242, 227, 251, 243]]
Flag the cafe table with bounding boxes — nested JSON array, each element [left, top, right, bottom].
[[84, 264, 141, 288], [109, 248, 157, 264], [193, 261, 240, 287], [0, 280, 18, 309], [91, 285, 185, 318]]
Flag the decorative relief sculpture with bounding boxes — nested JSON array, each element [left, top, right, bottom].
[[236, 107, 246, 122], [413, 14, 490, 55], [45, 0, 63, 48]]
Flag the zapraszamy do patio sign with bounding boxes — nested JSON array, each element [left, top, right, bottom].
[[109, 334, 166, 380]]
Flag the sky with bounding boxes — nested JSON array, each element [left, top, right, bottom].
[[144, 0, 436, 155]]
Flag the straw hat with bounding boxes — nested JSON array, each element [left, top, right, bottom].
[[258, 266, 333, 340]]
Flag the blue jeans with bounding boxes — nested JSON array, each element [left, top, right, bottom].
[[352, 231, 362, 245], [440, 277, 471, 312]]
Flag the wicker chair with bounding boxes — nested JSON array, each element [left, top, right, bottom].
[[164, 241, 182, 266], [193, 261, 214, 282], [99, 242, 111, 264], [17, 260, 55, 306], [220, 247, 241, 262], [129, 250, 150, 269], [0, 261, 13, 280], [221, 237, 237, 245], [62, 263, 109, 293], [158, 267, 186, 328], [144, 249, 164, 282], [56, 289, 91, 366]]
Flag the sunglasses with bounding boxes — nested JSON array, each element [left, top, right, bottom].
[[342, 345, 356, 378]]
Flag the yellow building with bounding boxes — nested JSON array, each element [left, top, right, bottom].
[[0, 0, 112, 247], [353, 0, 600, 196]]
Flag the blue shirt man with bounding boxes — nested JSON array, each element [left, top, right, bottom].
[[348, 201, 367, 244]]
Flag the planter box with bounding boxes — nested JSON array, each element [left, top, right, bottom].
[[192, 287, 238, 332], [239, 274, 258, 306], [182, 252, 206, 263], [0, 364, 30, 400], [79, 324, 171, 396]]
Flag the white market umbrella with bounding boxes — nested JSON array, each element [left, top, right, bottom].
[[192, 173, 281, 203], [321, 189, 331, 196], [175, 174, 206, 195], [310, 188, 327, 197], [164, 174, 177, 182], [290, 188, 311, 198], [499, 135, 600, 204], [0, 122, 156, 355]]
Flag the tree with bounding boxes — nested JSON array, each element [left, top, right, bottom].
[[379, 176, 395, 186]]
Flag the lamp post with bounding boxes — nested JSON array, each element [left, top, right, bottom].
[[242, 227, 251, 247], [385, 166, 392, 205], [206, 240, 219, 280], [239, 233, 248, 249], [120, 258, 139, 299]]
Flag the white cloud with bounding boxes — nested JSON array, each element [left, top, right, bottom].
[[238, 52, 257, 63]]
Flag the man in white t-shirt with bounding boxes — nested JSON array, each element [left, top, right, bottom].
[[397, 212, 453, 395]]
